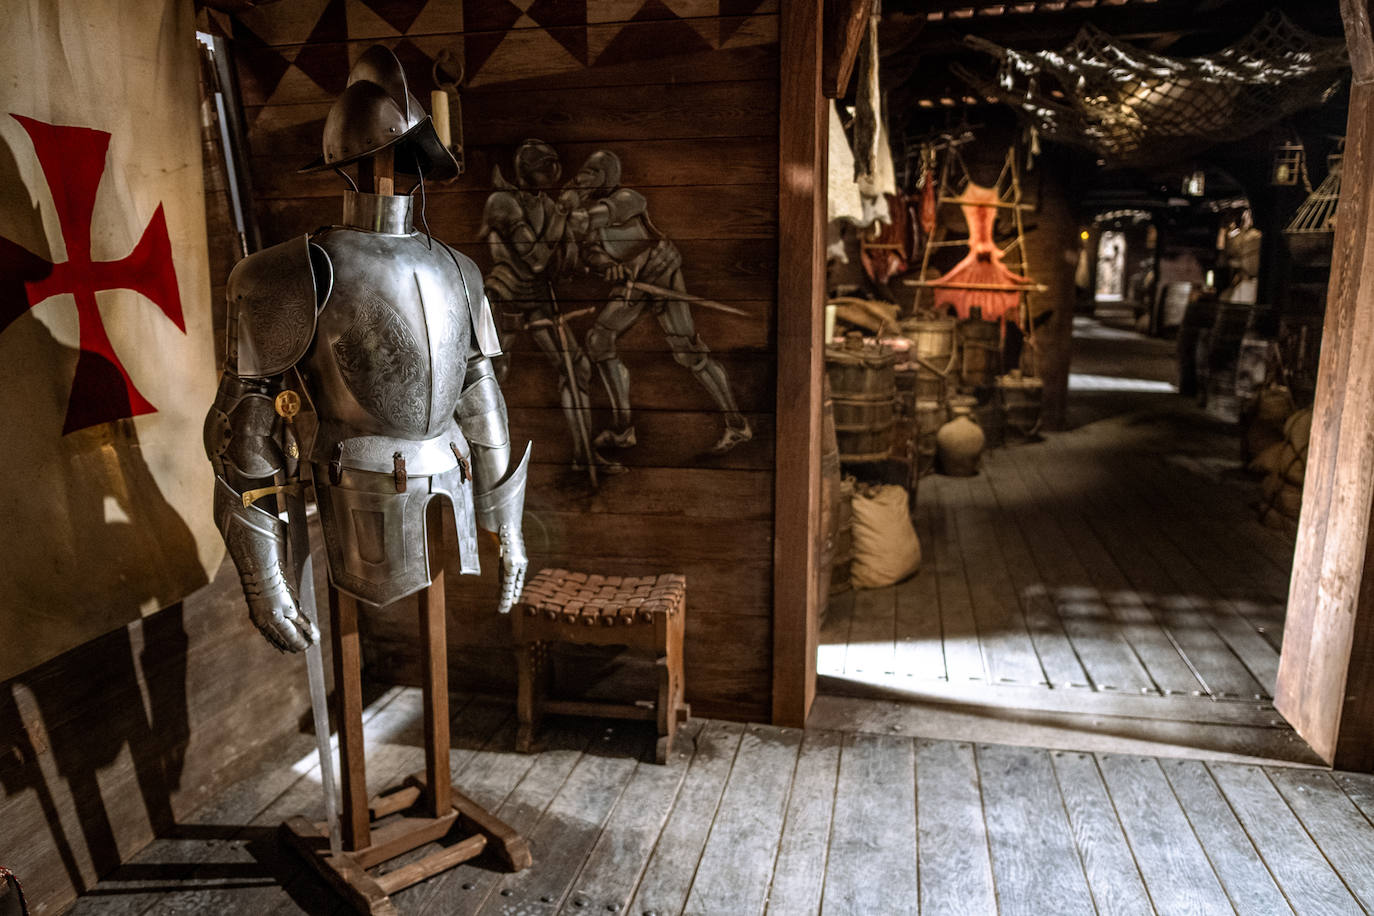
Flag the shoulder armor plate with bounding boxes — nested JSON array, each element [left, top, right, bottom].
[[229, 235, 331, 377], [445, 244, 502, 358]]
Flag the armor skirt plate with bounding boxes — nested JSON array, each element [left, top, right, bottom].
[[312, 461, 479, 607]]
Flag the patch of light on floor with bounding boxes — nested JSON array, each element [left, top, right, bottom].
[[817, 642, 847, 674], [1069, 373, 1176, 393]]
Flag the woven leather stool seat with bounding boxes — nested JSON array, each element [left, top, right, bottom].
[[512, 569, 689, 764]]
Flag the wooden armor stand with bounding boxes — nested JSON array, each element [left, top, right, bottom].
[[280, 153, 531, 915]]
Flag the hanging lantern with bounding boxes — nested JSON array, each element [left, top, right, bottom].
[[1182, 169, 1206, 197], [1271, 141, 1304, 186]]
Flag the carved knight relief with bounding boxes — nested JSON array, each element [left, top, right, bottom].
[[481, 141, 756, 486]]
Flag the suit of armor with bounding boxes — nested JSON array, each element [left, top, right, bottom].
[[564, 151, 752, 455], [205, 48, 528, 652]]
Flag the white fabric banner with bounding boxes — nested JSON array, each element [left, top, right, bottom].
[[0, 0, 222, 681]]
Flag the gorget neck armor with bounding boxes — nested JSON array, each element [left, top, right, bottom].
[[341, 190, 414, 234]]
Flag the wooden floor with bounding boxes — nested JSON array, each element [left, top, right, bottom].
[[822, 326, 1295, 735], [69, 686, 1374, 915]]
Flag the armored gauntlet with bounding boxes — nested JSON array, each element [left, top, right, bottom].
[[205, 373, 317, 651], [458, 355, 530, 613]]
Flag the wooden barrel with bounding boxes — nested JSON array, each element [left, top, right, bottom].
[[818, 381, 844, 609], [901, 316, 957, 400], [913, 399, 946, 478], [998, 372, 1043, 440], [831, 477, 855, 595], [957, 318, 1000, 390], [826, 333, 898, 463]]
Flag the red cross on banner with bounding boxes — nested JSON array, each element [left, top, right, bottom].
[[0, 115, 186, 434]]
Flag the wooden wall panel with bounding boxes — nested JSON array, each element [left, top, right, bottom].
[[233, 2, 781, 721], [0, 559, 320, 916]]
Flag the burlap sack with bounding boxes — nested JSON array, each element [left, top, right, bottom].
[[850, 485, 921, 588]]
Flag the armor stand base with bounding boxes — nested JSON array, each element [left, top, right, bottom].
[[281, 575, 532, 915]]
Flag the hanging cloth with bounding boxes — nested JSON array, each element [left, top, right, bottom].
[[828, 104, 865, 227]]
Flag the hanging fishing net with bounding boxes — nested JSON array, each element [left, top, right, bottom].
[[955, 12, 1348, 165]]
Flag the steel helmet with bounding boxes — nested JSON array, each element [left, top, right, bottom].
[[300, 45, 459, 181]]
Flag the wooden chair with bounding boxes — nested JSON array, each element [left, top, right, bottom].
[[511, 569, 689, 764]]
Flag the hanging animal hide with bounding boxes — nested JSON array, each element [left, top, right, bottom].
[[930, 183, 1032, 323]]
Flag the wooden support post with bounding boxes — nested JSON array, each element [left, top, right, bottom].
[[1276, 0, 1374, 771], [419, 577, 450, 818], [773, 0, 826, 727], [330, 586, 371, 850], [359, 147, 395, 196]]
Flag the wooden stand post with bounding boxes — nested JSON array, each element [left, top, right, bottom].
[[284, 506, 529, 911], [282, 577, 532, 915]]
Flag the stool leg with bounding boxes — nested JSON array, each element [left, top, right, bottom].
[[515, 641, 542, 754], [654, 611, 680, 765]]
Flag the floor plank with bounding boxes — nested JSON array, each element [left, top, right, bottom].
[[955, 473, 1047, 687], [1266, 767, 1374, 912], [440, 721, 596, 914], [555, 720, 703, 915], [1207, 762, 1363, 916], [73, 693, 1374, 916], [682, 725, 801, 916], [966, 468, 1088, 689], [625, 721, 745, 916], [821, 732, 918, 916], [989, 450, 1155, 695], [1159, 758, 1294, 916], [892, 572, 946, 681], [927, 482, 988, 685], [1049, 751, 1153, 916], [843, 586, 897, 679], [1095, 753, 1233, 915], [478, 726, 646, 914], [975, 743, 1095, 916], [1001, 444, 1200, 697], [765, 729, 842, 916], [915, 739, 996, 916]]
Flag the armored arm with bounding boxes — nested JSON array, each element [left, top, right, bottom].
[[204, 372, 317, 652], [203, 235, 327, 652], [457, 351, 530, 614]]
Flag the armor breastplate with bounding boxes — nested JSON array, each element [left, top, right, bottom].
[[300, 210, 484, 605], [304, 228, 472, 444]]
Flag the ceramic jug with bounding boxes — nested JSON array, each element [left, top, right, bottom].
[[937, 406, 985, 476]]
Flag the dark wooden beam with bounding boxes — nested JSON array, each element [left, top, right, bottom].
[[1276, 0, 1374, 771], [773, 0, 826, 727], [824, 0, 875, 98]]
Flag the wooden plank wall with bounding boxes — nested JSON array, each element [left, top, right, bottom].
[[226, 1, 782, 721]]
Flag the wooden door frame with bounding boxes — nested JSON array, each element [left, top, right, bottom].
[[772, 0, 827, 727], [1275, 0, 1374, 770]]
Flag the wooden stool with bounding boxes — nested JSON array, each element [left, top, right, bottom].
[[512, 569, 690, 764]]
